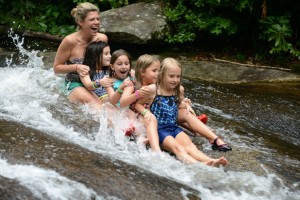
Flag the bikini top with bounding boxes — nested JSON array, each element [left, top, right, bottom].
[[65, 58, 83, 82]]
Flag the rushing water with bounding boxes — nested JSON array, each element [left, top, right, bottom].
[[0, 32, 300, 200]]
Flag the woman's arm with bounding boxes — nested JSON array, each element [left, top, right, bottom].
[[53, 35, 90, 76]]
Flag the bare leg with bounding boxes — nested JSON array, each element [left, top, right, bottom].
[[143, 115, 161, 151], [162, 136, 198, 164], [177, 109, 227, 145], [69, 86, 103, 110], [176, 132, 228, 167]]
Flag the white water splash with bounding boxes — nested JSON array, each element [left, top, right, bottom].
[[0, 158, 119, 200]]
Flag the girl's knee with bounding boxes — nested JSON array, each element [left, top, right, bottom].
[[173, 144, 186, 155], [185, 142, 197, 152]]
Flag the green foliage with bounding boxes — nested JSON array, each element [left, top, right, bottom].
[[0, 0, 76, 37], [164, 0, 243, 44], [260, 15, 300, 59], [73, 0, 129, 9]]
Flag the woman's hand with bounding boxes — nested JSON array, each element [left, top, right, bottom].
[[77, 64, 90, 77]]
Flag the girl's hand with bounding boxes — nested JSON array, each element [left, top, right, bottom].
[[120, 78, 134, 90], [100, 76, 115, 88], [182, 97, 192, 106], [77, 64, 90, 77], [137, 86, 151, 98], [186, 104, 194, 115]]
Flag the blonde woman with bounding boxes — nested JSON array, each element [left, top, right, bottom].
[[53, 2, 108, 109]]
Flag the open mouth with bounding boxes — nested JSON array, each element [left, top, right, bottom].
[[91, 27, 98, 31], [120, 70, 127, 74]]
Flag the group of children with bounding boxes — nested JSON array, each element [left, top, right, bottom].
[[73, 41, 231, 167]]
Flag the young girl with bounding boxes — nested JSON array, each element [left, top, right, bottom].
[[80, 41, 115, 109], [105, 49, 135, 108], [121, 54, 161, 152], [142, 57, 228, 166], [105, 49, 137, 137]]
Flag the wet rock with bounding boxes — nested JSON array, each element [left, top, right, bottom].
[[0, 176, 39, 200], [99, 2, 169, 44], [180, 60, 300, 84], [0, 120, 201, 200]]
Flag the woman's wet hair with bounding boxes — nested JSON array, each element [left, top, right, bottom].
[[71, 2, 99, 29]]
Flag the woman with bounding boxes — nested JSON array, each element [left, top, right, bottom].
[[53, 2, 108, 108]]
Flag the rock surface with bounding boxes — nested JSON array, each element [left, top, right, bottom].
[[99, 2, 169, 44]]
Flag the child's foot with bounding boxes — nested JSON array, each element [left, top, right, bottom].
[[206, 157, 228, 167], [211, 137, 232, 152], [197, 114, 208, 124]]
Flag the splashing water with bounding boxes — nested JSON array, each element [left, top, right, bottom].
[[0, 32, 299, 200]]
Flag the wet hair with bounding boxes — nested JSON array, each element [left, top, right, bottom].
[[134, 54, 160, 89], [71, 2, 99, 29], [109, 49, 133, 79], [159, 57, 183, 104], [83, 41, 109, 79]]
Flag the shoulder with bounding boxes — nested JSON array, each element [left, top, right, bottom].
[[95, 33, 108, 42], [59, 33, 78, 49], [147, 84, 157, 93]]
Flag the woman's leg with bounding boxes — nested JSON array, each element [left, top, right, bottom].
[[69, 86, 102, 110]]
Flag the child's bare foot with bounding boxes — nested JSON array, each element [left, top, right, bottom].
[[206, 157, 228, 167]]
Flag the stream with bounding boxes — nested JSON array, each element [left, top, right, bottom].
[[0, 32, 299, 200]]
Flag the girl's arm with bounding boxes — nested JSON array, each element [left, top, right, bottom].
[[179, 85, 196, 115], [80, 75, 114, 91], [79, 74, 95, 91], [119, 85, 151, 108], [106, 79, 133, 105], [134, 84, 156, 121]]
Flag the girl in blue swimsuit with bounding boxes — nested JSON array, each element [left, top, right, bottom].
[[149, 58, 228, 166]]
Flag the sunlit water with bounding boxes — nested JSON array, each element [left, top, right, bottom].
[[0, 31, 300, 200]]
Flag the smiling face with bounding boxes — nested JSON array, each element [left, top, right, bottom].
[[164, 66, 182, 90], [141, 61, 160, 85], [101, 46, 111, 66], [111, 55, 131, 79], [79, 11, 100, 36]]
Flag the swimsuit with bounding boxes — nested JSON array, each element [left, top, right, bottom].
[[64, 58, 84, 95], [92, 71, 109, 99], [113, 79, 124, 107], [150, 95, 183, 144]]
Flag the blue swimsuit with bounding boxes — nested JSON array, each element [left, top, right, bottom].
[[150, 95, 183, 144]]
